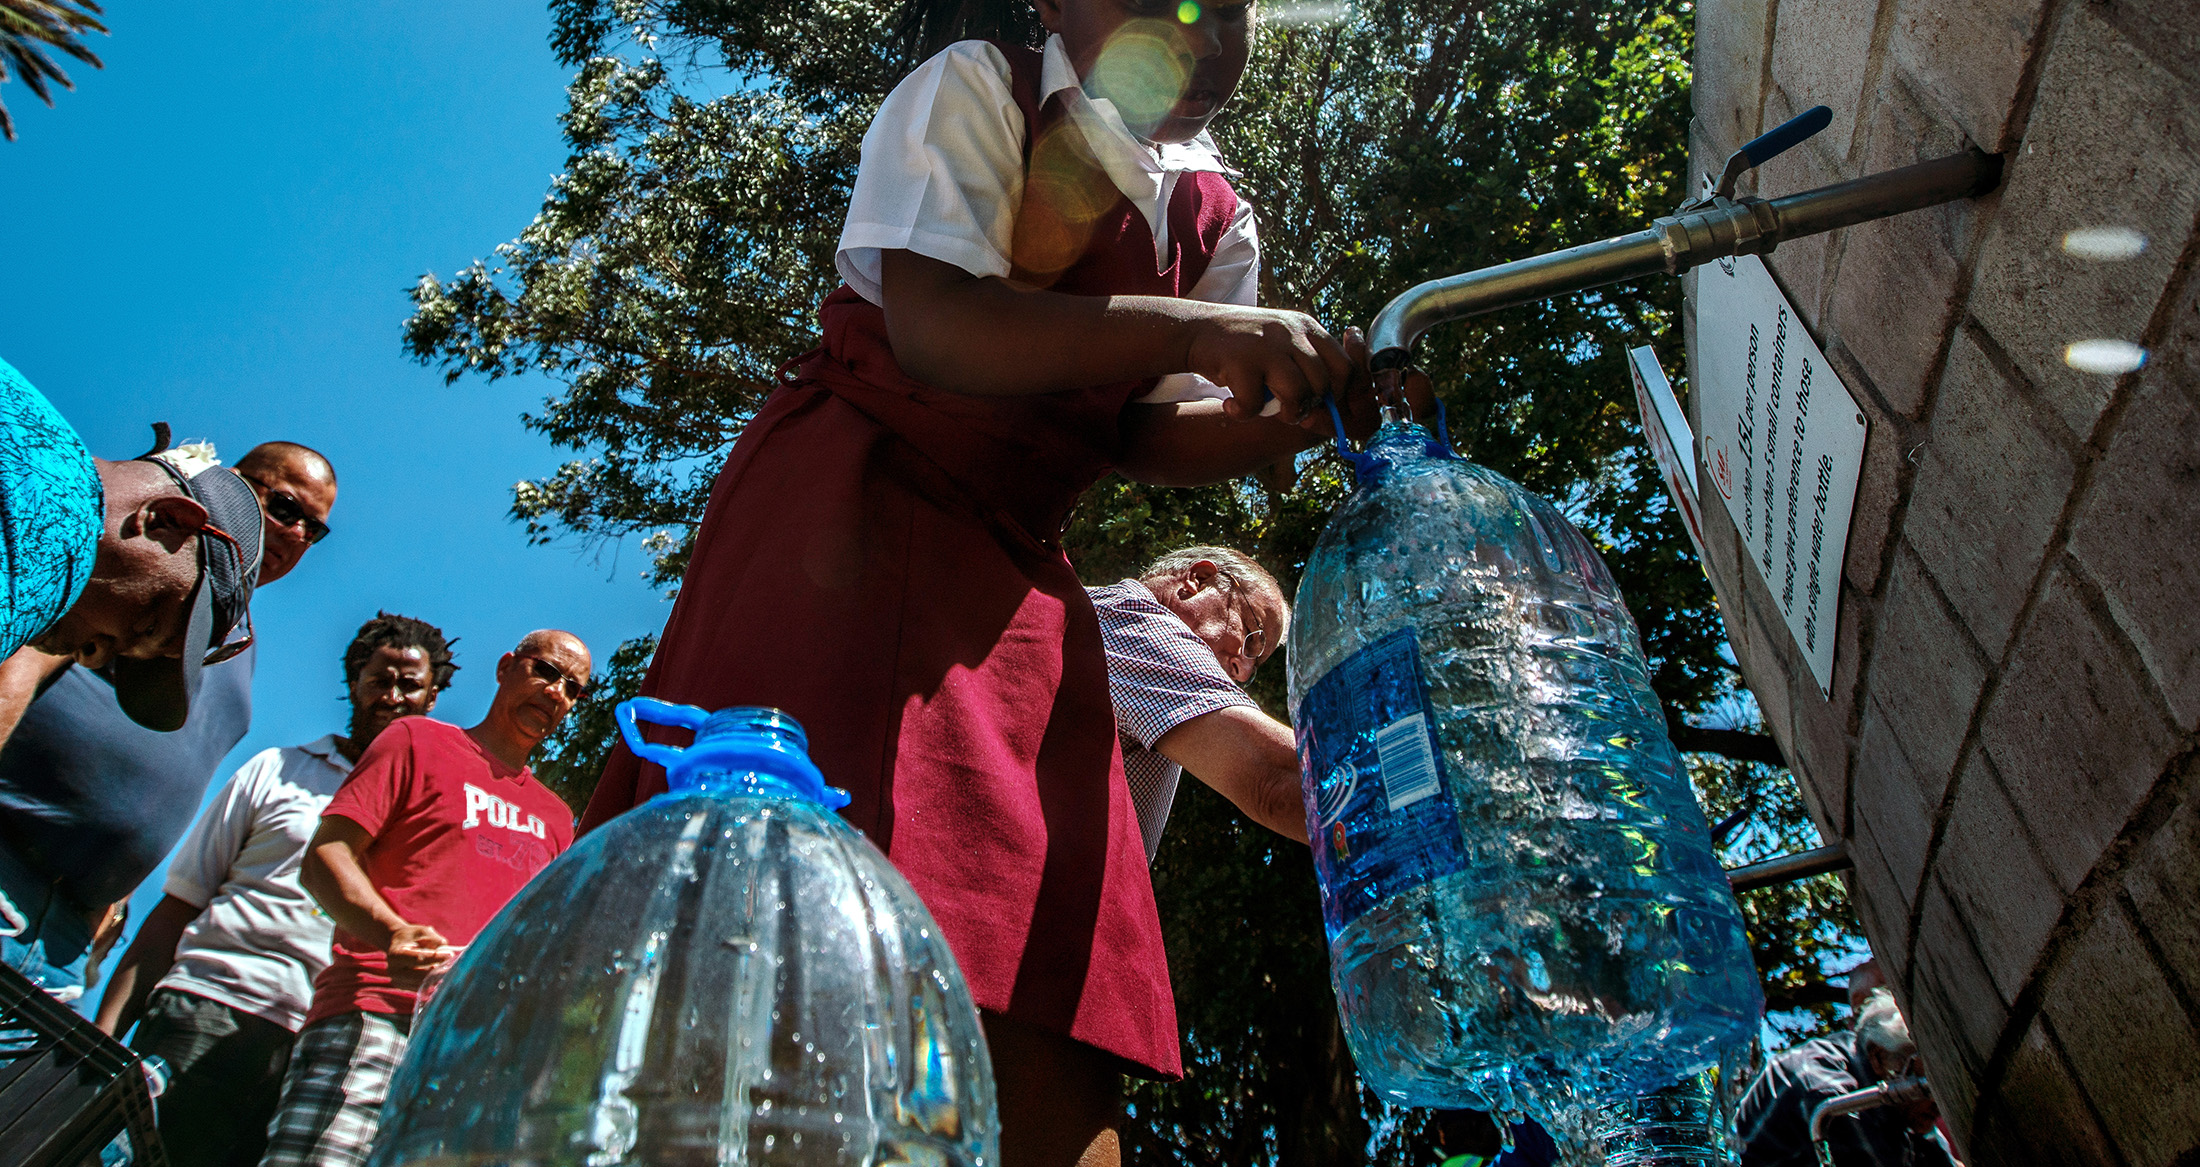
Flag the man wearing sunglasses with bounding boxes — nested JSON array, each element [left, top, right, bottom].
[[232, 440, 336, 585], [263, 630, 589, 1167]]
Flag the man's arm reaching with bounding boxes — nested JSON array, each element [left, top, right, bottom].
[[301, 816, 447, 984], [1154, 705, 1309, 844], [94, 895, 200, 1036]]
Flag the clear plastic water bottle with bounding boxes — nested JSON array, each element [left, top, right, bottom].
[[366, 700, 999, 1167], [1288, 407, 1762, 1144], [1586, 1044, 1754, 1166]]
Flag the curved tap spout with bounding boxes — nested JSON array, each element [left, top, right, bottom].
[[1807, 1075, 1933, 1164], [1365, 149, 2001, 371]]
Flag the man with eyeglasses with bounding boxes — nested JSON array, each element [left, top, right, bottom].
[[1088, 546, 1307, 862], [93, 612, 455, 1167], [262, 629, 590, 1167], [0, 368, 274, 1003]]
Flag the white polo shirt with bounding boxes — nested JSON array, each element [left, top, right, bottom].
[[156, 734, 352, 1031], [836, 34, 1258, 405]]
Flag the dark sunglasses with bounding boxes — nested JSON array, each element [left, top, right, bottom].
[[518, 654, 591, 700], [241, 473, 331, 544]]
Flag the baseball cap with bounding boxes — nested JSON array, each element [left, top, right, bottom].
[[108, 459, 265, 731]]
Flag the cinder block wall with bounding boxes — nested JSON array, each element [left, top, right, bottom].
[[1681, 0, 2200, 1159]]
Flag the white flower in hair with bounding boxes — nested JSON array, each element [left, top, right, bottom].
[[149, 442, 222, 477]]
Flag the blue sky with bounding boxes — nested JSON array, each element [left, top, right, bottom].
[[0, 2, 672, 992]]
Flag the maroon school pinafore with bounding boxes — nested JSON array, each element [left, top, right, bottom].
[[581, 43, 1241, 1077]]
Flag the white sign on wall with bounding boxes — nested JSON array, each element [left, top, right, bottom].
[[1694, 255, 1867, 695]]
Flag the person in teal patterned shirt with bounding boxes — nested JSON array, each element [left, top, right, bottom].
[[0, 354, 267, 1009], [0, 357, 103, 663], [0, 356, 264, 740]]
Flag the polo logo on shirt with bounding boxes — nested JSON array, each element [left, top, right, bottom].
[[462, 782, 547, 839]]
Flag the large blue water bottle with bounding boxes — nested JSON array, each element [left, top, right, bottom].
[[1289, 405, 1761, 1148], [367, 700, 999, 1166]]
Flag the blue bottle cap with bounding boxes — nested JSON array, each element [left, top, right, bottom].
[[615, 697, 852, 809]]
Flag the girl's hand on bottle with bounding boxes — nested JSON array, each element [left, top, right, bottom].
[[1185, 306, 1356, 427], [1326, 327, 1383, 440], [1313, 329, 1441, 443]]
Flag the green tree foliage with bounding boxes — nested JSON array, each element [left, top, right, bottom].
[[0, 0, 105, 140], [1688, 742, 1861, 1042], [409, 1, 1864, 1158], [533, 634, 659, 813]]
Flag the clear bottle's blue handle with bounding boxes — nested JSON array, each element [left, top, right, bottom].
[[616, 696, 709, 769], [1325, 397, 1383, 478], [1325, 395, 1453, 481]]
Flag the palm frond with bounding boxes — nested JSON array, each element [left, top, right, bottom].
[[0, 0, 107, 140]]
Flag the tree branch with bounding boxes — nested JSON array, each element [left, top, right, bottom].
[[1669, 723, 1787, 768], [1709, 797, 1756, 845], [1762, 979, 1849, 1014]]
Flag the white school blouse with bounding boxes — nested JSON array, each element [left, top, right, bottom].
[[836, 34, 1259, 405]]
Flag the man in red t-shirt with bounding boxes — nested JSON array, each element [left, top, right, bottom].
[[260, 629, 592, 1167]]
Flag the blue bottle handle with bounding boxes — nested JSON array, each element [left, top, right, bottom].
[[1325, 395, 1453, 484], [617, 696, 852, 810], [1326, 397, 1382, 479], [616, 696, 708, 770]]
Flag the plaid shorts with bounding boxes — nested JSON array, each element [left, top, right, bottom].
[[258, 1011, 411, 1167]]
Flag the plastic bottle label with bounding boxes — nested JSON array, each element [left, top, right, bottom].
[[1297, 628, 1469, 935]]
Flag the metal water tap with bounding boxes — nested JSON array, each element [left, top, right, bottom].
[[1807, 1074, 1934, 1166], [1363, 105, 2003, 395], [1678, 104, 1836, 212]]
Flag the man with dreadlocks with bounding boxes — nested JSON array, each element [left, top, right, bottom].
[[94, 612, 456, 1167]]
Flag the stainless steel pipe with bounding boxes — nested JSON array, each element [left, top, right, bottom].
[[1366, 148, 2003, 371], [1726, 842, 1853, 894]]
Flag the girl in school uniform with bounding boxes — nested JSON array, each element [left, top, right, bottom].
[[582, 1, 1376, 1161]]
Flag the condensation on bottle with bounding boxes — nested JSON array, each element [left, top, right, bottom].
[[1287, 416, 1763, 1149], [366, 701, 999, 1167]]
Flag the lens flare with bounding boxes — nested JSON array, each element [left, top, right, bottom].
[[2063, 339, 2147, 375], [1012, 122, 1120, 282], [2062, 226, 2147, 262], [1089, 20, 1193, 135], [1264, 0, 1350, 25], [1177, 1, 1201, 21]]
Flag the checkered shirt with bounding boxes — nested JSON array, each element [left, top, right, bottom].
[[1090, 581, 1261, 862]]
